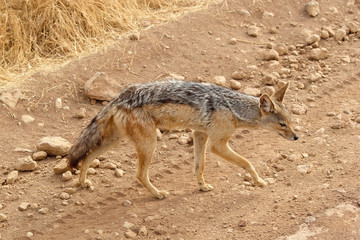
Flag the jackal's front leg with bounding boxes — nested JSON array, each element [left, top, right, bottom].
[[210, 141, 266, 187], [193, 131, 214, 192]]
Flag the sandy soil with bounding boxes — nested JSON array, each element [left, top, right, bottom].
[[1, 0, 360, 239]]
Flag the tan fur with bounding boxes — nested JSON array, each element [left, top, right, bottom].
[[70, 81, 297, 199]]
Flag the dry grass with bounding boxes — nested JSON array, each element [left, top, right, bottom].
[[0, 0, 216, 81]]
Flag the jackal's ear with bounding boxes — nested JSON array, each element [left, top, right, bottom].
[[259, 94, 275, 113], [273, 82, 289, 103]]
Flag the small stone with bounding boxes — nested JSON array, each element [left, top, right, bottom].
[[0, 89, 22, 109], [139, 226, 148, 236], [229, 38, 237, 45], [59, 192, 70, 200], [262, 49, 280, 61], [335, 29, 346, 41], [74, 108, 86, 119], [21, 115, 35, 124], [6, 170, 18, 184], [36, 136, 71, 156], [323, 26, 335, 37], [16, 156, 37, 171], [178, 134, 191, 145], [243, 88, 261, 97], [90, 159, 101, 168], [0, 213, 7, 222], [129, 32, 140, 41], [53, 158, 70, 175], [297, 165, 312, 174], [26, 232, 34, 238], [308, 48, 329, 60], [309, 72, 322, 82], [123, 221, 135, 229], [355, 116, 360, 124], [230, 80, 241, 90], [265, 178, 276, 184], [123, 200, 132, 207], [55, 98, 62, 109], [102, 162, 117, 170], [85, 72, 123, 101], [305, 1, 320, 17], [154, 225, 167, 235], [238, 219, 247, 227], [247, 25, 260, 37], [291, 104, 307, 115], [62, 171, 72, 181], [19, 202, 30, 211], [38, 207, 49, 214], [144, 215, 160, 222], [231, 71, 245, 80], [211, 76, 226, 86], [306, 34, 320, 45], [274, 44, 288, 56], [261, 86, 275, 96], [32, 151, 47, 161], [115, 169, 125, 177], [262, 74, 277, 86], [320, 30, 329, 39], [124, 230, 137, 239], [87, 168, 96, 175], [347, 21, 359, 34], [309, 85, 318, 94]]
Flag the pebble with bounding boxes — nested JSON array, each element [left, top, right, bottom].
[[59, 192, 70, 200], [178, 134, 191, 145], [305, 1, 320, 17], [230, 80, 241, 90], [129, 32, 140, 41], [123, 200, 133, 207], [320, 30, 329, 39], [262, 49, 280, 61], [124, 230, 137, 239], [243, 87, 261, 97], [144, 215, 160, 222], [32, 151, 48, 161], [308, 48, 329, 60], [247, 25, 260, 37], [0, 213, 7, 222], [53, 158, 70, 175], [21, 115, 35, 124], [123, 221, 135, 229], [0, 89, 22, 109], [231, 71, 245, 80], [291, 104, 307, 115], [347, 21, 359, 34], [26, 232, 34, 238], [261, 86, 275, 96], [19, 202, 30, 211], [211, 75, 226, 86], [36, 136, 71, 156], [90, 159, 100, 168], [102, 162, 117, 170], [306, 34, 320, 45], [229, 38, 237, 45], [38, 207, 49, 215], [6, 170, 18, 184], [16, 156, 37, 171], [87, 168, 96, 175], [238, 9, 250, 16], [73, 108, 86, 119], [322, 26, 335, 37], [55, 98, 62, 109], [139, 226, 148, 236], [156, 129, 163, 140], [262, 74, 276, 86], [62, 171, 72, 181], [308, 72, 322, 82], [335, 29, 346, 41], [297, 165, 312, 174], [275, 44, 288, 56], [115, 169, 125, 177]]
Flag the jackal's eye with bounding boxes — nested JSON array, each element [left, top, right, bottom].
[[279, 122, 287, 127]]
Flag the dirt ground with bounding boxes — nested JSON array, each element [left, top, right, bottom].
[[1, 0, 360, 239]]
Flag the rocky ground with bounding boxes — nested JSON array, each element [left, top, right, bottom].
[[1, 0, 360, 239]]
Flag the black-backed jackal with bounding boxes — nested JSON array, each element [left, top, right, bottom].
[[67, 80, 298, 199]]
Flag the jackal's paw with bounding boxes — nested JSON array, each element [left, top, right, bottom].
[[255, 178, 267, 187], [199, 183, 214, 192], [80, 179, 92, 188], [156, 190, 169, 200]]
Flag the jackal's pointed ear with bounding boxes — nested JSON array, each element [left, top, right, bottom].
[[273, 82, 289, 103], [259, 94, 275, 113]]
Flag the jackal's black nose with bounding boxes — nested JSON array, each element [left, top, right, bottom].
[[294, 135, 299, 141]]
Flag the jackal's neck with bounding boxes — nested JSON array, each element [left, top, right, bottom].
[[230, 95, 261, 126]]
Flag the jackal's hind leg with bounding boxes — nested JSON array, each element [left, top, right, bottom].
[[193, 131, 213, 192], [210, 140, 266, 187], [133, 129, 169, 199]]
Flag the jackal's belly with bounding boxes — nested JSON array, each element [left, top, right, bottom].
[[144, 104, 208, 131]]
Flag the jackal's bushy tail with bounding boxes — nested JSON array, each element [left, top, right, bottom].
[[67, 105, 116, 169]]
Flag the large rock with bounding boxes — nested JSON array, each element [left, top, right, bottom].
[[16, 156, 37, 171], [36, 136, 71, 156], [0, 89, 22, 109], [84, 72, 122, 101]]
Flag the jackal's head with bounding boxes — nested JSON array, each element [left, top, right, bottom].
[[258, 82, 298, 141]]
